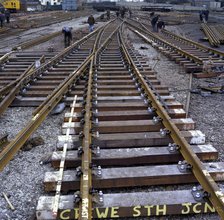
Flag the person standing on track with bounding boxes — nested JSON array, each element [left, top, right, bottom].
[[5, 9, 10, 23], [199, 10, 203, 22], [129, 9, 132, 18], [62, 27, 73, 48], [204, 10, 209, 22], [116, 11, 120, 18], [157, 20, 165, 32], [0, 12, 5, 28], [151, 15, 160, 32], [106, 10, 110, 20], [120, 7, 126, 19], [87, 15, 95, 32]]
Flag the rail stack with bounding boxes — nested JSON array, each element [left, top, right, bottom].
[[201, 23, 224, 47]]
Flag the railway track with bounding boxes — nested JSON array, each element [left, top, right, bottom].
[[0, 24, 96, 116], [0, 20, 115, 170], [25, 20, 224, 219], [0, 28, 60, 51], [0, 11, 76, 47], [126, 17, 224, 78]]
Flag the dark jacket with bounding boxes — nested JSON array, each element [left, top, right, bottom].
[[151, 16, 159, 26], [87, 16, 95, 25], [5, 10, 10, 18], [157, 21, 165, 29], [0, 13, 5, 22]]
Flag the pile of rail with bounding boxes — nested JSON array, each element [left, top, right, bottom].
[[201, 23, 224, 47]]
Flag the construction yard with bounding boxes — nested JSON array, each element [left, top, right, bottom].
[[0, 7, 224, 220]]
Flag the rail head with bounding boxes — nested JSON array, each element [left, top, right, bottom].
[[0, 52, 13, 65]]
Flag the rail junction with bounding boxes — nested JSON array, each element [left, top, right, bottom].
[[0, 13, 224, 220]]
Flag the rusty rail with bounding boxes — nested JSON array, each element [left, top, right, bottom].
[[79, 22, 122, 220], [126, 21, 203, 65], [32, 20, 115, 116], [0, 55, 46, 116], [35, 19, 223, 219], [0, 25, 103, 118], [0, 26, 104, 171], [161, 28, 224, 57], [0, 52, 13, 65], [119, 23, 224, 218], [130, 17, 224, 59], [12, 31, 62, 51], [201, 23, 220, 47]]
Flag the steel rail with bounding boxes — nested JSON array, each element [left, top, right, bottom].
[[0, 56, 45, 116], [12, 31, 62, 51], [125, 20, 203, 65], [79, 21, 122, 220], [130, 17, 224, 58], [78, 26, 102, 220], [0, 25, 102, 118], [216, 25, 224, 43], [119, 25, 224, 218], [201, 24, 220, 47], [161, 29, 224, 57], [211, 26, 224, 43], [0, 52, 13, 65], [79, 56, 94, 220], [32, 20, 115, 116], [0, 25, 97, 116], [0, 20, 120, 171], [0, 52, 92, 171], [0, 25, 104, 170], [135, 17, 213, 52]]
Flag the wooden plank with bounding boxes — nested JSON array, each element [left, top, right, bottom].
[[64, 109, 186, 123], [36, 190, 216, 219], [62, 118, 195, 134], [92, 130, 205, 148], [51, 144, 218, 168], [44, 162, 224, 192], [75, 84, 168, 90], [68, 101, 183, 111], [57, 130, 205, 149]]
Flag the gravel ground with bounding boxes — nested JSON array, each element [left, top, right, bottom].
[[0, 11, 104, 52], [0, 107, 64, 220], [130, 27, 223, 220], [0, 11, 223, 220]]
